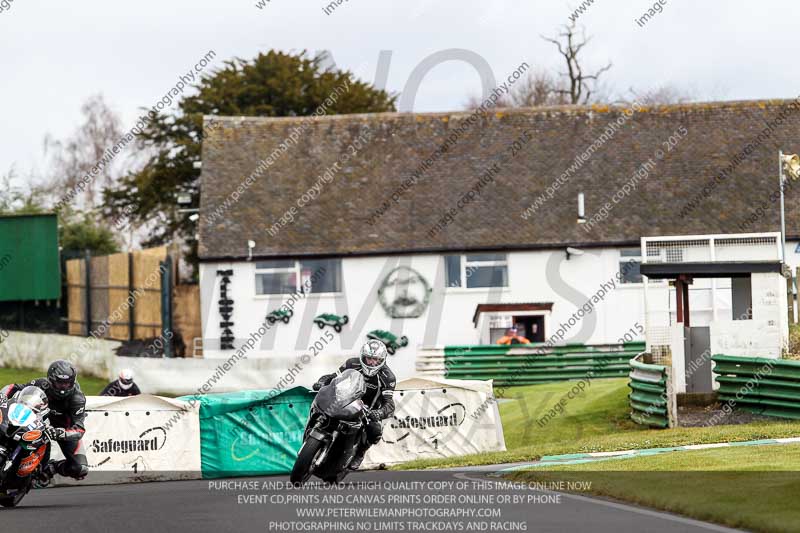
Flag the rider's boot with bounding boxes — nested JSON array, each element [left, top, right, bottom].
[[33, 461, 59, 488], [349, 446, 366, 470]]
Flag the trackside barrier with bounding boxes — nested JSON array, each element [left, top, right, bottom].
[[712, 354, 800, 420], [364, 377, 505, 468], [628, 353, 675, 428], [433, 342, 646, 386], [48, 380, 503, 484], [180, 386, 313, 479], [181, 378, 505, 478], [51, 395, 202, 486]]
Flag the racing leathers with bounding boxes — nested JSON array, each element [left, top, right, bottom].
[[1, 379, 89, 480], [315, 357, 396, 467]]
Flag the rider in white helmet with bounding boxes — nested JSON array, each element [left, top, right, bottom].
[[100, 369, 141, 397], [313, 339, 396, 470]]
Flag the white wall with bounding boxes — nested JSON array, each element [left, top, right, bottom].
[[0, 330, 116, 379], [116, 353, 343, 396], [198, 247, 647, 381]]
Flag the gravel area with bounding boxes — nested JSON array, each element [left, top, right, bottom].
[[677, 404, 775, 427]]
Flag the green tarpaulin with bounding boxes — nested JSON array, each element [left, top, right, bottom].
[[180, 387, 313, 479]]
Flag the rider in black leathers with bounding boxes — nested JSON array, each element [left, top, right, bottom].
[[1, 360, 89, 480], [313, 339, 396, 470]]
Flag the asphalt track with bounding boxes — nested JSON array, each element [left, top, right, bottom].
[[0, 468, 744, 533]]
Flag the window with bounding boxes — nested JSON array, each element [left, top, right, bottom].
[[619, 249, 642, 284], [445, 254, 508, 289], [300, 259, 341, 293], [255, 260, 296, 295], [255, 259, 342, 295]]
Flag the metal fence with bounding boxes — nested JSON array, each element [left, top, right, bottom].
[[713, 354, 800, 420], [437, 342, 646, 386]]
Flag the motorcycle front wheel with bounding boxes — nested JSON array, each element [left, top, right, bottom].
[[0, 486, 29, 508], [290, 437, 325, 486]]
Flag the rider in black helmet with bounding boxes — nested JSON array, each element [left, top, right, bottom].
[[313, 339, 396, 470], [1, 360, 89, 480]]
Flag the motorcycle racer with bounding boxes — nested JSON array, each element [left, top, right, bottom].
[[313, 339, 396, 470], [1, 360, 89, 481], [100, 368, 141, 397]]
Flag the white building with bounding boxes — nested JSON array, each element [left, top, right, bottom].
[[196, 101, 800, 380]]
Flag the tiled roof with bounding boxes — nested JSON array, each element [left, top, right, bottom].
[[198, 99, 800, 260]]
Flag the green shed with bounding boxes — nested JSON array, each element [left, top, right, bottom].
[[0, 214, 60, 301], [180, 387, 313, 479]]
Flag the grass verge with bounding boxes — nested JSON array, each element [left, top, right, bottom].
[[0, 367, 108, 396], [396, 378, 800, 470], [508, 443, 800, 533]]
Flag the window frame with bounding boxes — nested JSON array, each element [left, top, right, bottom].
[[254, 259, 342, 296], [445, 253, 509, 290], [618, 248, 644, 285]]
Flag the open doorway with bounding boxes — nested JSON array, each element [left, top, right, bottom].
[[513, 315, 545, 343]]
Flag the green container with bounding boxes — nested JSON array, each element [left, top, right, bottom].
[[0, 214, 60, 301], [180, 387, 313, 478]]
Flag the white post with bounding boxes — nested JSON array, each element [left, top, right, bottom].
[[641, 238, 650, 351], [710, 237, 718, 322], [780, 150, 787, 263]]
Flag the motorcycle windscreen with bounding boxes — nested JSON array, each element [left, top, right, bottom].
[[315, 369, 366, 421]]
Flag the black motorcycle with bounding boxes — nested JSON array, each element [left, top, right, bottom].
[[0, 386, 52, 508], [291, 369, 369, 485]]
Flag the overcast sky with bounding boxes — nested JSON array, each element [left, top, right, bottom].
[[2, 0, 799, 182]]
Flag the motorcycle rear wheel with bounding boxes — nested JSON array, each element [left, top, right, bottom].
[[290, 437, 325, 486]]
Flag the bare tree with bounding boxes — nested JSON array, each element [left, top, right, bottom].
[[44, 94, 125, 210], [506, 69, 570, 108], [542, 21, 612, 105], [624, 84, 697, 105], [463, 69, 569, 110]]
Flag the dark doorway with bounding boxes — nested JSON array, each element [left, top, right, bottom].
[[513, 315, 545, 343]]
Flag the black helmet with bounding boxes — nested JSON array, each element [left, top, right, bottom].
[[47, 360, 77, 398]]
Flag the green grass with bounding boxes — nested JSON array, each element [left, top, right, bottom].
[[509, 443, 800, 533], [498, 378, 636, 450], [0, 367, 108, 396], [397, 378, 800, 469]]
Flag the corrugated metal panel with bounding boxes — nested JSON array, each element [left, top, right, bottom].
[[442, 342, 645, 386], [628, 356, 672, 428], [0, 214, 60, 301], [712, 354, 800, 419]]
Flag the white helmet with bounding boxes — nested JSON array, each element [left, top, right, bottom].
[[359, 340, 388, 377], [14, 386, 49, 415], [118, 369, 135, 390]]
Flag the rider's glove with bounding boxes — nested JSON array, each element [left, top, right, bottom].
[[312, 382, 322, 391], [46, 426, 67, 441]]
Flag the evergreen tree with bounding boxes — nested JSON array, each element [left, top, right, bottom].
[[104, 50, 396, 262]]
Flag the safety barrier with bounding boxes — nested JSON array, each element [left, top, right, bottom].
[[712, 354, 800, 420], [628, 353, 674, 428], [48, 377, 503, 482], [435, 342, 645, 386]]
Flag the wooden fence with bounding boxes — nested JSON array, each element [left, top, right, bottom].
[[66, 247, 170, 341]]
